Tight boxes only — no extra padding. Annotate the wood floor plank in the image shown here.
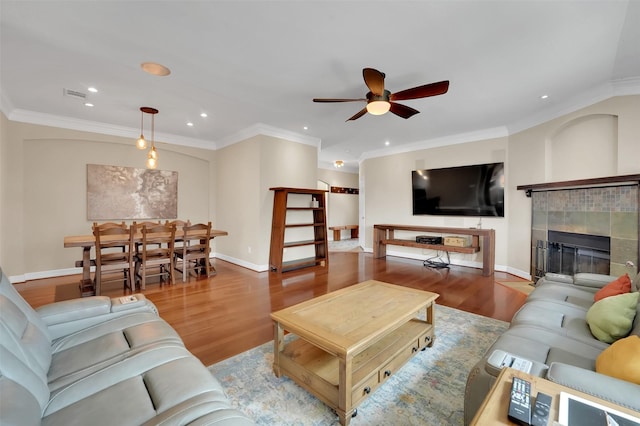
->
[15,251,527,366]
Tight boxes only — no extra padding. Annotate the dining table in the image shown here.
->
[64,228,229,296]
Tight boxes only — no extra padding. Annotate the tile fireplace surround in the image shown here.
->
[530,184,638,278]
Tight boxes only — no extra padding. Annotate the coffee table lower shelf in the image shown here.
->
[273,319,434,425]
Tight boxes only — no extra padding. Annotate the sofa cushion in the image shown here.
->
[510,300,603,346]
[586,292,639,343]
[525,283,595,309]
[595,335,640,385]
[594,273,631,301]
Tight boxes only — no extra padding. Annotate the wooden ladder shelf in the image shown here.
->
[269,187,329,273]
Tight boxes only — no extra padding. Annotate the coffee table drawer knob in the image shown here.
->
[363,386,371,394]
[384,370,391,377]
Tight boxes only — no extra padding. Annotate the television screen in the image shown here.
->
[412,162,504,217]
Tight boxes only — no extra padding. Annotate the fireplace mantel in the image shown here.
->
[517,174,640,197]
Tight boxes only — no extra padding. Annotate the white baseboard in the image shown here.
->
[7,252,270,284]
[8,251,531,283]
[504,266,532,281]
[9,267,84,284]
[362,246,532,280]
[213,253,269,273]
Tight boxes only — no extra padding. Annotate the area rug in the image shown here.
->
[328,238,363,252]
[496,280,535,295]
[209,305,508,425]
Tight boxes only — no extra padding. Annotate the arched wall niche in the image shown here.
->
[545,114,618,182]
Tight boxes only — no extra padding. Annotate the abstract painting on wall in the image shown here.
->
[87,164,178,220]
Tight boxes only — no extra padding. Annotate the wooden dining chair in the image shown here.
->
[165,219,191,228]
[135,223,176,289]
[174,222,212,282]
[132,220,162,252]
[92,221,135,295]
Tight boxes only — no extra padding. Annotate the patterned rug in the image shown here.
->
[209,305,508,425]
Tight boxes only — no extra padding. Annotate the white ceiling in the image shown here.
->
[2,1,639,172]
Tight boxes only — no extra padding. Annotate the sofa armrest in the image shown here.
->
[36,294,158,339]
[546,362,640,412]
[36,296,112,324]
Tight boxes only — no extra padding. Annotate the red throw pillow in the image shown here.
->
[594,273,631,301]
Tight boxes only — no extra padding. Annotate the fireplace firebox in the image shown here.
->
[534,231,610,280]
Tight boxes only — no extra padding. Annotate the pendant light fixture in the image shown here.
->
[136,107,147,149]
[136,107,159,169]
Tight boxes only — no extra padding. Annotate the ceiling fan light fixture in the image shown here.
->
[366,100,391,115]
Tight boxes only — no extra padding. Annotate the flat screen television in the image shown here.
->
[412,162,504,217]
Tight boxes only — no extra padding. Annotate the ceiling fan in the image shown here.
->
[313,68,449,121]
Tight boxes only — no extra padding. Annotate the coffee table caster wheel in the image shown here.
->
[352,409,358,418]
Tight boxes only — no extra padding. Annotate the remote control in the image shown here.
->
[508,377,532,425]
[531,392,551,426]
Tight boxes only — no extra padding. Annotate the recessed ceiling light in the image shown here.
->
[540,94,549,99]
[141,62,171,76]
[200,113,207,118]
[187,122,194,127]
[84,103,94,107]
[303,126,308,130]
[87,87,98,93]
[385,141,390,146]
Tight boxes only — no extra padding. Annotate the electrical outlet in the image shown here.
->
[247,246,252,254]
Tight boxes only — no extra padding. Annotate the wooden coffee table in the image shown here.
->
[271,280,439,425]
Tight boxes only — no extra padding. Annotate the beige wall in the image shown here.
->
[215,135,318,271]
[360,95,640,278]
[2,95,637,280]
[361,137,509,270]
[317,168,359,239]
[508,95,640,275]
[0,117,217,280]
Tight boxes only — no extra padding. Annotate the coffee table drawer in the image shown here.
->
[351,373,379,407]
[379,339,421,384]
[419,330,435,348]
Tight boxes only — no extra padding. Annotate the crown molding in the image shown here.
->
[360,126,509,162]
[3,108,321,154]
[507,79,640,135]
[216,122,320,149]
[5,109,216,150]
[0,88,15,117]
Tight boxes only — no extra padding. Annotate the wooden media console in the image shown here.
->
[373,224,496,276]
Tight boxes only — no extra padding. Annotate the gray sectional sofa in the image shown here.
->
[464,271,640,425]
[0,267,254,426]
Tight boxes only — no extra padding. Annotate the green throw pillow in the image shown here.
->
[586,292,639,343]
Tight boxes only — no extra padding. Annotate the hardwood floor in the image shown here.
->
[15,251,528,366]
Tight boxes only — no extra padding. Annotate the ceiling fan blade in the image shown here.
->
[362,68,385,96]
[346,107,368,121]
[389,102,420,119]
[313,98,366,103]
[390,80,450,101]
